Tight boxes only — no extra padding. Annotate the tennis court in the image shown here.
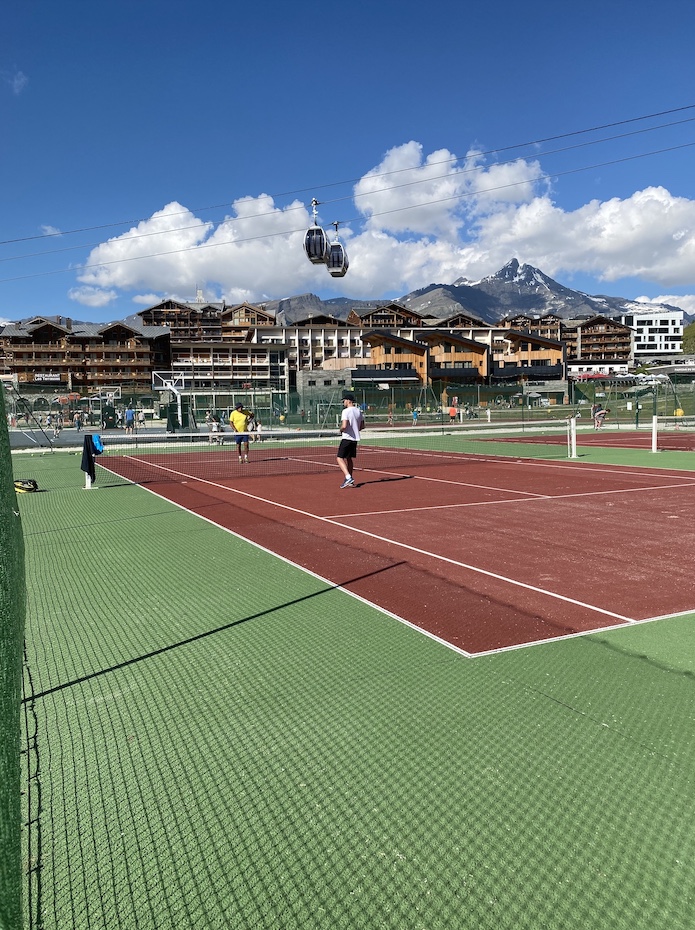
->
[8,425,695,930]
[99,434,695,655]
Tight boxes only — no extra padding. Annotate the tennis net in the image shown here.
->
[88,422,574,486]
[650,414,695,452]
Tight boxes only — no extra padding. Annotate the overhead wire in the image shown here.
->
[1,102,694,249]
[1,137,694,286]
[3,113,695,267]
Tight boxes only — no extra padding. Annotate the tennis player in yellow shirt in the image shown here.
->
[229,402,252,463]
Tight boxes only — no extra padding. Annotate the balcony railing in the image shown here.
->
[491,363,564,380]
[429,366,482,380]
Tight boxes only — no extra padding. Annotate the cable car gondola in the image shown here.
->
[303,198,330,265]
[327,221,349,278]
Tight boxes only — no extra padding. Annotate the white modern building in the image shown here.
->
[617,308,683,359]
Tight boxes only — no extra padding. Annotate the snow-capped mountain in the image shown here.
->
[264,259,689,326]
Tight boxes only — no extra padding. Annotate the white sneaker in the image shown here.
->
[340,477,355,489]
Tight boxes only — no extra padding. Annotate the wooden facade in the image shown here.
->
[0,301,642,399]
[560,315,633,364]
[0,316,167,392]
[491,330,565,381]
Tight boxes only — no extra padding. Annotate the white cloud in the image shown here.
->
[353,143,548,243]
[464,149,548,207]
[7,70,28,95]
[73,146,695,307]
[635,294,695,316]
[68,286,118,308]
[453,186,695,288]
[40,225,62,237]
[132,293,165,305]
[77,197,323,302]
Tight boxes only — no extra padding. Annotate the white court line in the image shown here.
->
[122,454,635,627]
[325,477,695,518]
[354,464,551,497]
[131,476,475,660]
[478,456,695,482]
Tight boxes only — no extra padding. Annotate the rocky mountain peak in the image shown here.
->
[260,260,690,326]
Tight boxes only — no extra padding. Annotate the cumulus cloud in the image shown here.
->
[77,197,318,302]
[353,143,549,243]
[132,293,166,305]
[635,294,695,316]
[73,143,695,307]
[68,285,118,308]
[41,224,62,237]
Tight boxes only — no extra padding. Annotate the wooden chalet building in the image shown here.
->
[490,330,565,382]
[560,315,633,374]
[355,329,490,387]
[0,316,168,393]
[497,313,563,341]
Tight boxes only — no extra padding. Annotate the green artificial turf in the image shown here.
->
[14,450,695,929]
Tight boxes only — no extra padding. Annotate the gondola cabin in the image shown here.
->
[304,224,329,265]
[327,240,349,277]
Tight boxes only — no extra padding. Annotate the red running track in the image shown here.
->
[104,455,695,655]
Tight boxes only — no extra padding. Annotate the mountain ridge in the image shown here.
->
[263,259,690,327]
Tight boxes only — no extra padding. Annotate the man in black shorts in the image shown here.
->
[337,393,364,488]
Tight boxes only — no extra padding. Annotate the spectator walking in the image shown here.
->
[124,405,136,435]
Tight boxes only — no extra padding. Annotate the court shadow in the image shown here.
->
[587,634,695,681]
[354,475,413,487]
[25,561,409,703]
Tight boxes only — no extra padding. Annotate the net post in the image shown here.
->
[567,416,577,458]
[651,415,659,453]
[84,473,93,490]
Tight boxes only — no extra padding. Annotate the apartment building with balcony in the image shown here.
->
[497,313,564,341]
[490,330,565,381]
[167,341,289,395]
[561,315,633,376]
[614,308,683,359]
[355,330,490,386]
[4,298,661,407]
[0,316,168,393]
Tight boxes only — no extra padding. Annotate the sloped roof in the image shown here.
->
[2,316,169,339]
[561,315,632,333]
[415,330,488,352]
[360,330,426,351]
[357,302,425,322]
[503,330,563,349]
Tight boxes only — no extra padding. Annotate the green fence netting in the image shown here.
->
[0,387,26,930]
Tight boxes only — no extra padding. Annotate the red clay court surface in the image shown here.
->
[101,451,695,656]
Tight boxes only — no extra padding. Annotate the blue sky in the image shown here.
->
[3,0,695,323]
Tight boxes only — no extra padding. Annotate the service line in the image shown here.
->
[123,454,636,626]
